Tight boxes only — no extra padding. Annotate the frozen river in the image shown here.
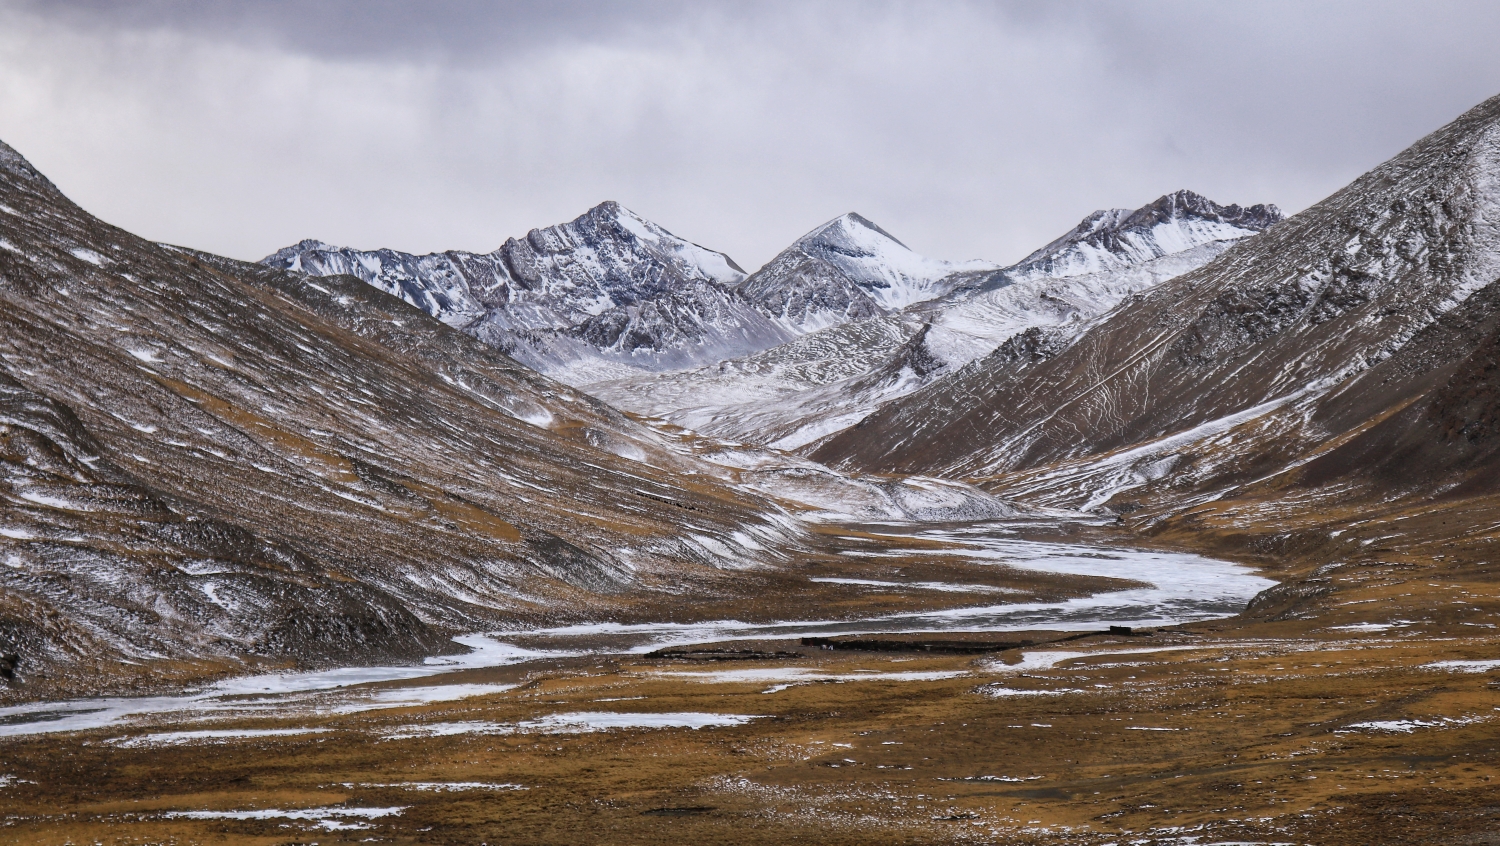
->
[0,524,1273,737]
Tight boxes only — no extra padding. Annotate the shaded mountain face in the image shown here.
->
[814,95,1500,516]
[0,142,806,694]
[738,212,999,332]
[262,203,793,384]
[595,192,1278,453]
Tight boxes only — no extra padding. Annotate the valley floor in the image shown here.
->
[3,521,1499,844]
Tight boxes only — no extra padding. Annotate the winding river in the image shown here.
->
[0,524,1273,737]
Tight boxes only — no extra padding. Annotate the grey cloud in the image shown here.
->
[1,1,1498,271]
[13,0,699,62]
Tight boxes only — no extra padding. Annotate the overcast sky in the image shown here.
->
[3,1,1500,269]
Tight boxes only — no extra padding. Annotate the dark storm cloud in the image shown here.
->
[2,1,1499,268]
[15,0,699,62]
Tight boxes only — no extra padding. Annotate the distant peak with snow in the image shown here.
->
[798,212,911,252]
[737,212,1000,332]
[260,201,781,382]
[1006,189,1282,282]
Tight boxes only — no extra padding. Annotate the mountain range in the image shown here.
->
[10,90,1500,702]
[268,190,1280,452]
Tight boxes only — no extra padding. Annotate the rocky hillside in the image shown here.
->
[0,141,813,695]
[814,94,1500,523]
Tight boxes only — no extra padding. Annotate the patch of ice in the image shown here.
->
[354,782,527,792]
[107,728,327,747]
[978,687,1076,698]
[810,577,1016,594]
[334,683,518,713]
[384,712,759,739]
[984,645,1207,674]
[657,668,965,684]
[1423,659,1500,673]
[384,721,510,740]
[162,805,404,831]
[516,711,760,733]
[960,775,1043,783]
[1338,716,1487,733]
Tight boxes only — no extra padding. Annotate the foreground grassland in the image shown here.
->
[4,538,1500,845]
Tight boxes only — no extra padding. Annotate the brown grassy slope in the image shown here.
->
[0,139,806,699]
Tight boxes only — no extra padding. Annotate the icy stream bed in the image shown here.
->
[0,525,1273,737]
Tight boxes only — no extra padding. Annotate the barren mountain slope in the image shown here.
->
[0,140,806,696]
[816,95,1500,489]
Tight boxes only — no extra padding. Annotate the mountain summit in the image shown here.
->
[263,202,792,383]
[738,212,1000,331]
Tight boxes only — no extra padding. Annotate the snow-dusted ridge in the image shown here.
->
[262,201,790,383]
[993,189,1280,286]
[595,191,1280,452]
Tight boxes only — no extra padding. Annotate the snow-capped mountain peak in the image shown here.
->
[1004,189,1282,283]
[737,212,1000,331]
[262,202,782,384]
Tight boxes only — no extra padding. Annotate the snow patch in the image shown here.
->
[1424,659,1500,673]
[162,806,404,831]
[108,728,328,747]
[68,247,104,266]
